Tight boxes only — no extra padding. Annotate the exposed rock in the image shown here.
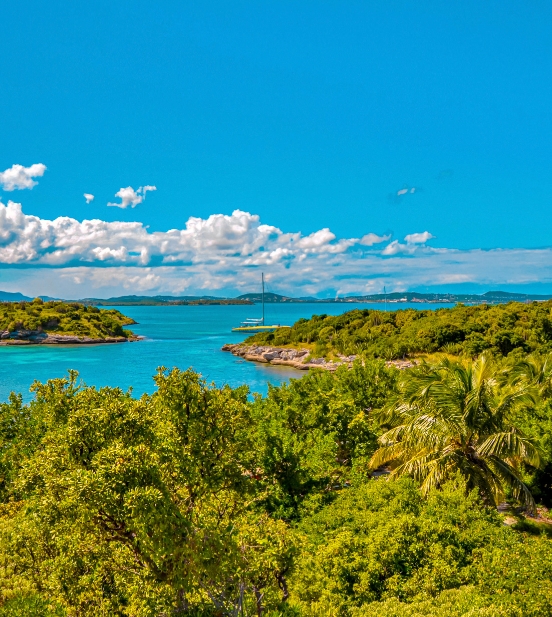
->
[244,353,269,363]
[0,330,141,346]
[222,343,417,372]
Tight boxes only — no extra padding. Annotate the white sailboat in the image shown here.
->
[231,273,289,333]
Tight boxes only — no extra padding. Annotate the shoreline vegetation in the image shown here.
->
[236,299,552,363]
[0,298,138,345]
[2,300,552,615]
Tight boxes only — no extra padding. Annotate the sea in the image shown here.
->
[0,302,452,402]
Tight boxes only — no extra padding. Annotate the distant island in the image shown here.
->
[79,295,254,307]
[236,290,552,304]
[1,289,552,306]
[0,298,137,345]
[78,290,552,306]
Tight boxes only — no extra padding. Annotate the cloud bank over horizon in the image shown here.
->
[1,199,552,298]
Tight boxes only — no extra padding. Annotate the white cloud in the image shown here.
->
[382,231,435,255]
[2,200,552,298]
[404,231,434,244]
[0,163,46,191]
[84,193,94,204]
[108,185,157,208]
[0,201,360,268]
[359,233,391,246]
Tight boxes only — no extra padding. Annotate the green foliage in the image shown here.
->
[0,595,64,617]
[251,361,398,519]
[0,370,293,616]
[369,354,540,511]
[0,356,551,616]
[290,476,552,617]
[0,300,135,338]
[246,301,552,359]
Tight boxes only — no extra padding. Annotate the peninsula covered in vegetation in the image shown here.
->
[243,300,552,361]
[0,298,137,344]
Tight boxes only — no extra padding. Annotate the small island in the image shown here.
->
[0,298,138,345]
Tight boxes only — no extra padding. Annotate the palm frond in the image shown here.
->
[486,456,536,514]
[477,431,541,467]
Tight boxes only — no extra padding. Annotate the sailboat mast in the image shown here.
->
[262,273,265,325]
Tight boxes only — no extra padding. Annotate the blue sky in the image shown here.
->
[1,1,552,297]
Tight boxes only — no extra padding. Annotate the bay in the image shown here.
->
[0,302,451,402]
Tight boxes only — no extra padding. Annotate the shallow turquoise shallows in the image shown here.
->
[0,302,450,402]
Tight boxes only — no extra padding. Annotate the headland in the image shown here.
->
[0,299,138,345]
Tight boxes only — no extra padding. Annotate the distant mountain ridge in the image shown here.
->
[78,295,252,306]
[0,291,58,302]
[1,290,552,306]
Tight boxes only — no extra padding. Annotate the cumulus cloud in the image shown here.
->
[382,231,435,255]
[3,200,552,298]
[84,193,94,204]
[108,185,157,208]
[359,233,392,246]
[0,201,364,268]
[404,231,434,244]
[0,164,46,191]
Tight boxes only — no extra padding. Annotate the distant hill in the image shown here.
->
[236,292,312,303]
[79,295,252,306]
[0,291,58,302]
[239,290,552,304]
[341,290,552,304]
[1,289,552,306]
[0,291,33,302]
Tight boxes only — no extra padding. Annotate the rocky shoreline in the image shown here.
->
[221,343,416,371]
[0,329,142,345]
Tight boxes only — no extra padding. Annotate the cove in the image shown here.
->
[0,302,451,402]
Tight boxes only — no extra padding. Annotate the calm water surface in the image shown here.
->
[1,302,450,401]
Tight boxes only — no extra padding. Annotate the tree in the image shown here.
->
[0,369,294,616]
[251,361,397,519]
[369,354,541,511]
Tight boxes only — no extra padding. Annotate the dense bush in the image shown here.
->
[0,356,551,615]
[291,476,552,617]
[0,300,135,338]
[247,300,552,359]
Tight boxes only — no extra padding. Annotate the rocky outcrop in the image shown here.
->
[0,329,142,345]
[223,343,326,370]
[222,344,354,371]
[221,343,417,372]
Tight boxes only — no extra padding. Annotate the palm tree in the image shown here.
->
[508,353,552,399]
[369,354,541,512]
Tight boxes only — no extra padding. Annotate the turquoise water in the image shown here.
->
[0,302,450,402]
